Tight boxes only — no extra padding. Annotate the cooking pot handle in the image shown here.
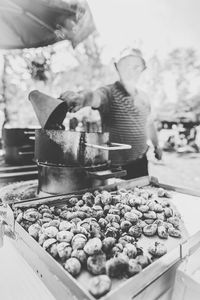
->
[85,142,131,151]
[86,169,127,180]
[24,131,35,135]
[18,151,34,156]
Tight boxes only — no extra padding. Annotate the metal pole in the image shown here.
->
[2,53,9,124]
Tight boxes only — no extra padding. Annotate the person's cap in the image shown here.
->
[114,47,146,69]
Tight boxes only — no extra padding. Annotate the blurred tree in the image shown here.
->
[0,33,116,127]
[165,48,200,102]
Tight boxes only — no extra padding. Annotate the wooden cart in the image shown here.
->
[7,176,200,300]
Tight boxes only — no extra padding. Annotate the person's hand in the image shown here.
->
[59,90,84,112]
[154,146,163,160]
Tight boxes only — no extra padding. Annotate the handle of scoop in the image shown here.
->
[24,131,35,135]
[84,142,131,151]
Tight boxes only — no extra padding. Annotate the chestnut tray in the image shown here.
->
[9,176,199,300]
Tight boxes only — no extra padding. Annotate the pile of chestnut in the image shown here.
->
[14,187,182,298]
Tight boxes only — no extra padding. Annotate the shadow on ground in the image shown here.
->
[149,152,200,191]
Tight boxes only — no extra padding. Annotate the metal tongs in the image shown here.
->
[0,201,16,247]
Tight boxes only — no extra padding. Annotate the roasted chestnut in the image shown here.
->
[136,255,151,268]
[98,218,108,229]
[87,253,106,275]
[111,243,124,256]
[102,237,116,253]
[100,191,112,205]
[131,209,143,219]
[156,213,165,221]
[49,243,58,258]
[143,211,157,220]
[43,226,58,238]
[84,238,102,255]
[16,212,23,223]
[56,230,74,243]
[38,205,50,212]
[43,238,57,251]
[168,227,181,238]
[148,242,167,257]
[143,224,157,237]
[157,225,168,239]
[38,233,48,246]
[48,219,60,228]
[71,249,87,265]
[106,253,129,278]
[77,199,84,207]
[127,259,142,277]
[82,192,94,206]
[43,212,53,219]
[154,204,163,213]
[64,257,81,277]
[123,243,137,259]
[105,226,118,239]
[94,194,102,205]
[137,205,149,213]
[68,197,78,207]
[124,212,138,224]
[128,225,142,238]
[137,219,146,229]
[121,205,132,215]
[118,234,135,246]
[167,217,180,229]
[23,210,40,222]
[157,188,165,197]
[106,214,120,223]
[145,219,155,225]
[59,221,73,231]
[72,234,87,250]
[28,223,41,240]
[57,242,72,261]
[88,275,112,298]
[120,220,132,232]
[164,207,173,218]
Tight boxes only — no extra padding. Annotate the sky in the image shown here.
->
[88,0,200,60]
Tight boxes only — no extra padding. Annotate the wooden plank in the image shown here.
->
[10,177,200,300]
[115,176,150,190]
[154,180,200,197]
[13,223,94,300]
[132,263,179,300]
[13,221,182,300]
[0,239,55,300]
[13,176,151,208]
[182,231,200,256]
[104,246,180,300]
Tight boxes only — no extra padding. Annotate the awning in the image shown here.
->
[0,0,95,49]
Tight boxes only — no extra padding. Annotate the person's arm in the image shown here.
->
[141,90,162,160]
[147,116,162,160]
[59,87,110,113]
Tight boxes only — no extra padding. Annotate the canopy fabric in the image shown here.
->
[0,0,95,49]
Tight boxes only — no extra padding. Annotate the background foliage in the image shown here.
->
[1,33,200,127]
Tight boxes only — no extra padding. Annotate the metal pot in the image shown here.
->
[2,127,36,165]
[37,163,126,194]
[35,129,131,167]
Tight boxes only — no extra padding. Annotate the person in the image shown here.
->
[60,48,162,179]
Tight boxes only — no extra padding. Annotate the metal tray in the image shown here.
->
[9,176,200,300]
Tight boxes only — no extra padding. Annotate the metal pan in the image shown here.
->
[35,129,131,167]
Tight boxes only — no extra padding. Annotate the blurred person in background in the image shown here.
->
[60,48,162,179]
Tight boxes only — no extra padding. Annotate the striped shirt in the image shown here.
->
[96,81,150,165]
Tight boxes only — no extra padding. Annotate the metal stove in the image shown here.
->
[34,129,130,195]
